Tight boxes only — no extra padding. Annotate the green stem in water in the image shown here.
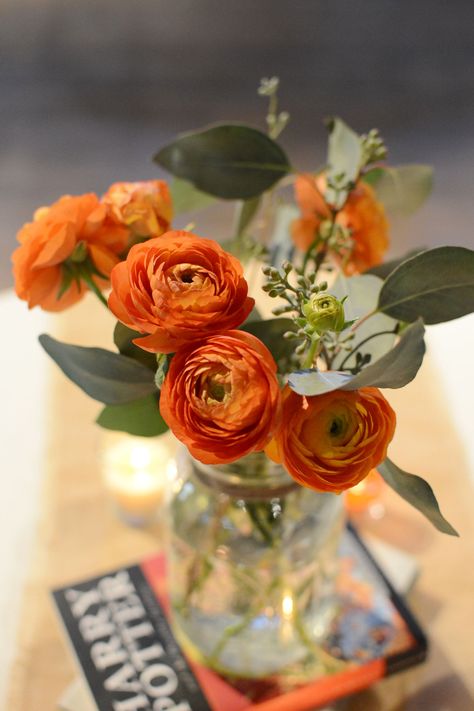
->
[245,502,275,546]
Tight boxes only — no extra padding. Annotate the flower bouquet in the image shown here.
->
[13,78,474,683]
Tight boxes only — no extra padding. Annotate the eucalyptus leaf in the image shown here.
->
[288,320,425,396]
[240,318,298,373]
[113,322,157,371]
[346,319,425,389]
[378,458,458,536]
[39,334,157,405]
[154,124,290,200]
[96,394,168,437]
[366,248,426,280]
[378,246,474,324]
[235,196,261,236]
[326,117,362,207]
[169,177,216,214]
[331,274,397,370]
[288,370,352,396]
[361,167,385,186]
[268,203,299,267]
[244,306,263,324]
[372,165,433,216]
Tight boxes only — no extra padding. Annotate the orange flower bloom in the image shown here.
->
[108,231,254,353]
[160,331,282,464]
[338,181,389,274]
[291,173,331,251]
[102,180,172,239]
[266,386,396,493]
[292,174,389,273]
[12,194,128,311]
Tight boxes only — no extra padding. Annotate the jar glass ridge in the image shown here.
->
[168,450,345,682]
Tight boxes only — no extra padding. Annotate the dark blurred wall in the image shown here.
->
[1,0,474,287]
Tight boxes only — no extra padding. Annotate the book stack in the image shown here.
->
[55,527,423,711]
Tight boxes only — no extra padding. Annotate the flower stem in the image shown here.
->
[303,337,320,369]
[80,272,109,308]
[338,327,399,370]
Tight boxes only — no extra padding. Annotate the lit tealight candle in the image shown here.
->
[102,433,177,527]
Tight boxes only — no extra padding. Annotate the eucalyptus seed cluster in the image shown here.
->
[258,76,290,140]
[262,261,324,314]
[325,172,355,210]
[318,218,353,254]
[360,128,387,167]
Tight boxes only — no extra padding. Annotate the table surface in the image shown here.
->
[2,290,474,711]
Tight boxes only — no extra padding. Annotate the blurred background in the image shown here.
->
[1,0,474,290]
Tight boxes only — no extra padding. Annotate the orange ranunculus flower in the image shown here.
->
[102,180,172,239]
[160,331,282,464]
[12,194,129,312]
[266,386,396,493]
[292,174,389,273]
[337,181,389,274]
[108,230,255,353]
[291,174,331,251]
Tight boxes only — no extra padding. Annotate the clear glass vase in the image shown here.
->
[168,450,345,684]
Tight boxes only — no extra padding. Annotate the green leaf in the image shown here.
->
[331,274,397,370]
[96,394,168,437]
[326,117,362,206]
[372,165,433,216]
[288,370,352,396]
[154,354,172,389]
[346,319,425,389]
[378,246,474,324]
[113,322,157,371]
[240,318,299,373]
[154,124,290,200]
[378,458,458,536]
[361,167,385,186]
[268,203,299,267]
[288,320,425,396]
[169,177,216,214]
[366,248,426,280]
[39,334,157,405]
[234,196,261,236]
[243,306,263,324]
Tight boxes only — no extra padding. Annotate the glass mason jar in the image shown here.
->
[168,451,345,683]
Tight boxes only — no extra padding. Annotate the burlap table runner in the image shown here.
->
[6,296,474,710]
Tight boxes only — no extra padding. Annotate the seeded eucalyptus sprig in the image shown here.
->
[360,128,388,168]
[261,263,354,368]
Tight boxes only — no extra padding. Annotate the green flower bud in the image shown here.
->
[302,293,346,335]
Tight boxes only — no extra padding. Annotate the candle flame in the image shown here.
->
[129,445,152,470]
[282,593,294,619]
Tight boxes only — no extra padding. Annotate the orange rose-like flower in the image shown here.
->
[102,180,172,238]
[12,194,128,311]
[108,231,255,353]
[292,174,389,273]
[291,174,331,251]
[338,181,389,274]
[267,386,396,493]
[160,331,282,464]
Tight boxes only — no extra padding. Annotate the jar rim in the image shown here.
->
[179,449,300,500]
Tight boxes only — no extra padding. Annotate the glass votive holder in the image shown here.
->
[101,431,177,527]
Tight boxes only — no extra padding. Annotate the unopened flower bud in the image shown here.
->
[302,293,346,335]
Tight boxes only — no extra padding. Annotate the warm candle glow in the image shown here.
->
[102,433,176,526]
[345,469,384,513]
[282,593,294,619]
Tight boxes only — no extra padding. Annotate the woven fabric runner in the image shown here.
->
[6,296,474,710]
